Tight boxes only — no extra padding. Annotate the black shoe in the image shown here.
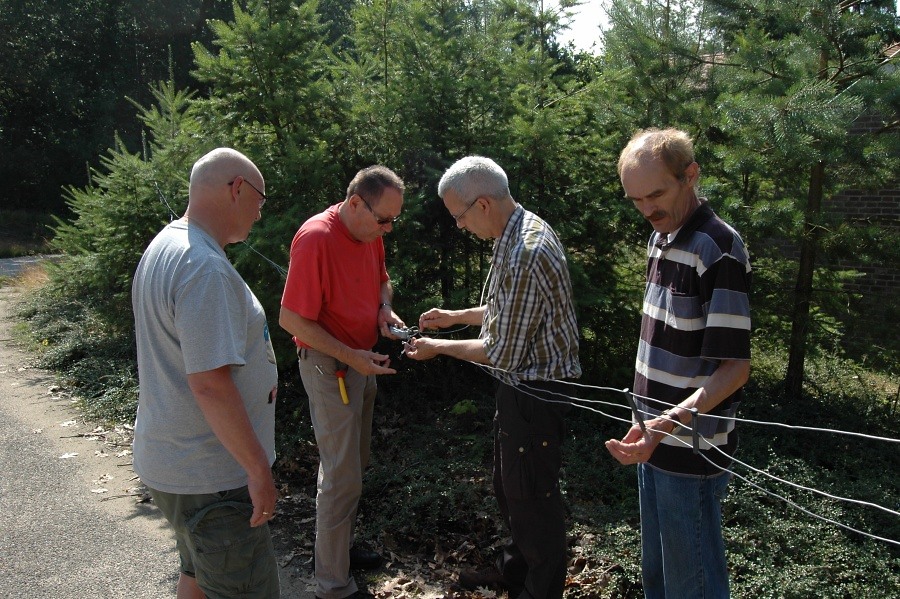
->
[459,568,523,597]
[349,546,383,570]
[458,566,506,590]
[316,592,374,599]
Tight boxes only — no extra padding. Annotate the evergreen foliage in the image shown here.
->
[191,0,341,361]
[705,0,900,385]
[0,0,233,211]
[602,0,900,384]
[20,80,203,419]
[8,1,899,595]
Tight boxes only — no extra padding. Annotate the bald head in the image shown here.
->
[183,148,266,247]
[189,148,263,202]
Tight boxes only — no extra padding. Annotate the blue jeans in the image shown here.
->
[638,463,731,599]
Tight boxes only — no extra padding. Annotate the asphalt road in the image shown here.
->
[0,275,314,598]
[0,285,178,597]
[0,255,57,278]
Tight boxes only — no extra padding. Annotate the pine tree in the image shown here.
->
[707,0,900,395]
[21,80,203,420]
[191,0,339,346]
[597,0,899,393]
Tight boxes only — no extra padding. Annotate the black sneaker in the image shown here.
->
[349,546,383,570]
[458,568,524,597]
[312,547,384,572]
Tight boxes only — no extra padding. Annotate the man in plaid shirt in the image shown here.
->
[406,156,581,599]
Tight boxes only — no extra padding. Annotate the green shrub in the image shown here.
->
[338,341,899,597]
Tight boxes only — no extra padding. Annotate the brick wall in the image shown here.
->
[823,179,899,359]
[824,189,900,245]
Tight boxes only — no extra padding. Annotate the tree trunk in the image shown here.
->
[785,160,825,397]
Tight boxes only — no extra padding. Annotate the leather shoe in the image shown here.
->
[349,546,383,570]
[458,560,524,597]
[458,566,506,590]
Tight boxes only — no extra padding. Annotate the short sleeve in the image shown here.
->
[175,271,247,374]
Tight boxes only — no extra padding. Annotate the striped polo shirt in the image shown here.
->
[481,205,582,386]
[634,200,752,475]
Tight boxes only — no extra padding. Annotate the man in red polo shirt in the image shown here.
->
[279,165,407,599]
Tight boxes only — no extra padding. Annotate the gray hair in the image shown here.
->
[437,156,511,203]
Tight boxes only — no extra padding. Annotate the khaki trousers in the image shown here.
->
[298,347,376,599]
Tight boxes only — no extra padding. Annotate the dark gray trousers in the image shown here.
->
[493,380,570,599]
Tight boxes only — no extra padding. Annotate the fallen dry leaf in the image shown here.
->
[278,551,296,567]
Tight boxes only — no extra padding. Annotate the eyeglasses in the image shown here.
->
[358,194,400,226]
[451,198,479,223]
[228,179,268,208]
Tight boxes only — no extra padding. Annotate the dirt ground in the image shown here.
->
[0,267,618,598]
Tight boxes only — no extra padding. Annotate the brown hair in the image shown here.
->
[346,165,405,204]
[617,128,695,181]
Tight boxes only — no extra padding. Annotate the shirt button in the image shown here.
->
[542,441,548,447]
[518,447,525,453]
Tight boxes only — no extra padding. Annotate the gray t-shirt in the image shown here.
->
[132,219,278,494]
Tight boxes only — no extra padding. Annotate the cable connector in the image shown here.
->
[388,324,417,341]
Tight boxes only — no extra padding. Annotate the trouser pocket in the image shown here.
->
[186,499,278,597]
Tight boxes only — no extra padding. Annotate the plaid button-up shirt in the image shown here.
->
[480,205,581,385]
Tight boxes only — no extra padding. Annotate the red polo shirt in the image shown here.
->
[281,204,388,350]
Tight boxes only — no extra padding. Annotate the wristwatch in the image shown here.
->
[663,409,683,427]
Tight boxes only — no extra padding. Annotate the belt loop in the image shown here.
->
[298,347,308,359]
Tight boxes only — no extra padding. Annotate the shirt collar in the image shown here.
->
[660,199,713,248]
[492,204,525,263]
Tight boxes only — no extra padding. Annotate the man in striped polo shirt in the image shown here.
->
[606,128,752,599]
[405,156,581,599]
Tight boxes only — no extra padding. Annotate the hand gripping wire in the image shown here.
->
[389,323,472,359]
[388,324,420,359]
